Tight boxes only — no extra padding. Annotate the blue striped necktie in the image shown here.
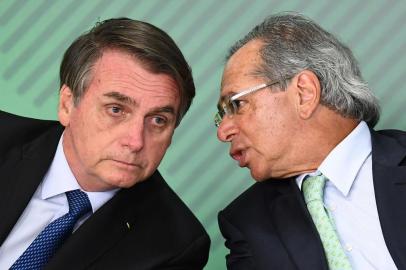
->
[11,189,92,270]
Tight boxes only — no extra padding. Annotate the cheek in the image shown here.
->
[73,129,97,163]
[245,108,286,158]
[71,114,108,160]
[154,135,172,152]
[146,133,173,161]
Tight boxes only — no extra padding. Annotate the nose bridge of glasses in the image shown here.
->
[214,101,228,127]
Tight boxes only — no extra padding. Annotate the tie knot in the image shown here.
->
[302,174,326,204]
[66,189,92,219]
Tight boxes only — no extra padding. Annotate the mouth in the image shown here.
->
[230,148,247,167]
[111,159,142,169]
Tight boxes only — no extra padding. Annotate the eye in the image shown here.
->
[107,105,125,117]
[231,99,247,113]
[151,116,167,126]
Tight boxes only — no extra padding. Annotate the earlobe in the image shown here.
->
[58,85,74,127]
[295,71,321,119]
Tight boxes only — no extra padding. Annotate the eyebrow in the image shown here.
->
[103,91,136,106]
[152,106,176,115]
[218,92,235,106]
[104,91,176,116]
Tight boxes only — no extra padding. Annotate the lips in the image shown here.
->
[230,147,247,167]
[111,159,142,169]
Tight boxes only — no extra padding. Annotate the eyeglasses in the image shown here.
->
[214,81,282,127]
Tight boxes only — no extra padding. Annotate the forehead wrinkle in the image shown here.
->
[130,69,175,87]
[220,70,261,99]
[99,69,177,95]
[121,67,177,94]
[95,52,179,97]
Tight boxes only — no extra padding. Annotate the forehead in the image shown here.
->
[88,49,180,105]
[221,39,264,97]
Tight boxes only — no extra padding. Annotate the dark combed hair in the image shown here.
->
[228,12,380,127]
[60,17,195,125]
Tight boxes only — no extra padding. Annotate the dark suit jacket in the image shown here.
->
[218,128,406,270]
[0,110,210,270]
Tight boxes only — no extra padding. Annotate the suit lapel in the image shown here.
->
[0,124,62,244]
[265,179,328,270]
[371,130,406,269]
[46,171,164,270]
[45,189,132,269]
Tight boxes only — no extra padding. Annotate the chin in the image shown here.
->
[249,170,269,182]
[103,173,144,189]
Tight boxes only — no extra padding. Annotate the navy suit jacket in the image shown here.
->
[0,110,210,270]
[218,128,406,270]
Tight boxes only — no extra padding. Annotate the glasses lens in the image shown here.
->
[229,99,238,115]
[214,96,236,127]
[223,96,235,115]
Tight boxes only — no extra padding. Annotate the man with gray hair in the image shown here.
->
[215,13,405,269]
[0,18,209,269]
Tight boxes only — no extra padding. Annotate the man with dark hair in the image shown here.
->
[215,13,405,269]
[0,18,209,269]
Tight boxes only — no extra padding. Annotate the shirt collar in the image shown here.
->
[41,133,119,213]
[296,121,371,196]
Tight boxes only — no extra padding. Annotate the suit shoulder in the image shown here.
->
[0,110,60,157]
[220,180,285,219]
[156,175,208,235]
[376,129,406,147]
[0,110,55,124]
[133,171,209,240]
[222,182,261,213]
[0,110,58,143]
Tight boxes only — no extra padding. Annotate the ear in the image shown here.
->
[58,84,75,127]
[293,70,321,119]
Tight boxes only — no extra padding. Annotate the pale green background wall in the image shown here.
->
[1,0,405,269]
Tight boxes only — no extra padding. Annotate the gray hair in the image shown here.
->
[60,18,195,126]
[227,12,380,127]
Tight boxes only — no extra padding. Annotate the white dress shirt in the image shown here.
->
[0,135,118,269]
[296,121,397,269]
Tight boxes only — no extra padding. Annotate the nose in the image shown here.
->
[217,116,238,142]
[122,119,145,152]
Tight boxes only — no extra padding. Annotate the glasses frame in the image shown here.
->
[214,81,282,127]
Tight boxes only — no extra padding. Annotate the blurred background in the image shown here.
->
[1,0,405,268]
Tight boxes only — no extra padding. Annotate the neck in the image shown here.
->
[281,108,359,178]
[306,108,358,165]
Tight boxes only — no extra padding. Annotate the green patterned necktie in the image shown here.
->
[302,174,352,270]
